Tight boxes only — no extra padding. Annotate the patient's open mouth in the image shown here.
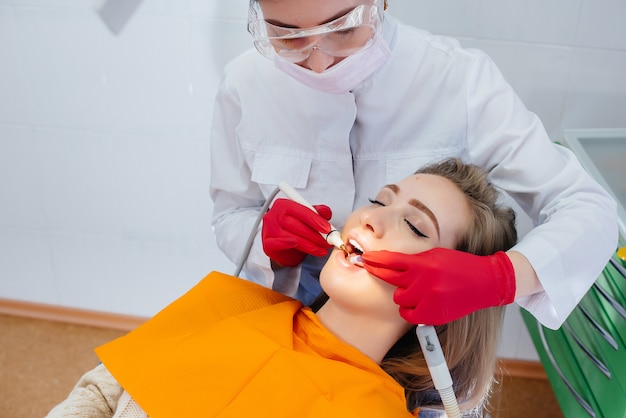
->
[348,239,364,255]
[346,239,364,265]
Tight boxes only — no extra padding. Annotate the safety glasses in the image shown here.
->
[248,0,384,63]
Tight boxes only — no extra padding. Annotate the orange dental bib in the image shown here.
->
[96,272,412,417]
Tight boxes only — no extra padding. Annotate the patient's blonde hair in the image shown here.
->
[381,158,518,414]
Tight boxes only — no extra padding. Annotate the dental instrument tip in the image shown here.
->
[340,244,349,255]
[349,255,363,265]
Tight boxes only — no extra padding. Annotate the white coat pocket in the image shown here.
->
[249,150,313,198]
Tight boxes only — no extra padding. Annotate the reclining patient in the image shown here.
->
[46,158,517,418]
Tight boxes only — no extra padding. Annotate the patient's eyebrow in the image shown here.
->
[382,184,440,237]
[409,198,440,237]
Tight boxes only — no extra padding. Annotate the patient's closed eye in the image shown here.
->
[404,219,428,238]
[368,198,429,238]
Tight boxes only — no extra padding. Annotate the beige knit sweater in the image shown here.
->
[45,364,147,418]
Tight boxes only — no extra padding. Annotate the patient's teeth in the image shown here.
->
[349,239,364,254]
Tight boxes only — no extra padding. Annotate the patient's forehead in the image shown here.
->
[397,173,465,203]
[394,173,454,192]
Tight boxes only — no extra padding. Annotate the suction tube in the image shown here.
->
[415,325,461,418]
[233,186,280,277]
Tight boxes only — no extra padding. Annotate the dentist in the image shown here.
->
[209,0,617,329]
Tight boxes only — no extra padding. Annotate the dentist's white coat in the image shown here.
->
[210,16,617,330]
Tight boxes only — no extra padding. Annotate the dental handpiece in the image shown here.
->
[278,181,348,255]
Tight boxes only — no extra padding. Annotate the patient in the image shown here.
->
[46,158,517,418]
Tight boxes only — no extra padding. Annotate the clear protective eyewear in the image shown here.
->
[248,0,385,63]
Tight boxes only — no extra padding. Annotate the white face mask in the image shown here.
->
[274,35,391,95]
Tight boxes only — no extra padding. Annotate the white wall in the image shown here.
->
[390,0,626,140]
[0,0,624,361]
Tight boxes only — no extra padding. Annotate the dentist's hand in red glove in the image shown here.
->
[262,198,333,267]
[361,248,516,325]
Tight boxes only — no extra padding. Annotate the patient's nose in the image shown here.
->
[360,209,386,239]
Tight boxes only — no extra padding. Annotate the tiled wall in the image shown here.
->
[1,0,624,360]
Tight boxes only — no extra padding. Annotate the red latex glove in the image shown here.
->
[262,198,333,267]
[362,248,516,325]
